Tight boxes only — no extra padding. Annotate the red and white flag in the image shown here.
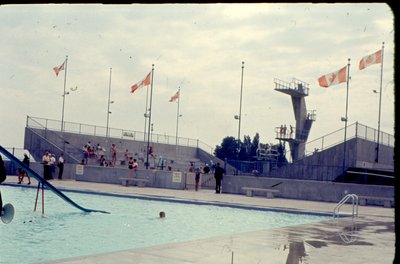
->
[169,90,180,102]
[359,49,382,70]
[131,72,151,94]
[318,65,347,88]
[53,61,65,76]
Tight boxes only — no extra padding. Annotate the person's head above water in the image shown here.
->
[159,211,165,218]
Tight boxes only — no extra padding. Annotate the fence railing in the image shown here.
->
[26,116,215,155]
[304,122,394,157]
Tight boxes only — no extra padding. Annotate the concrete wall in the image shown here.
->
[3,160,393,206]
[221,174,394,206]
[269,137,394,181]
[355,138,394,169]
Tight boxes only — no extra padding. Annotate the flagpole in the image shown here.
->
[175,87,181,145]
[106,67,112,138]
[61,55,68,133]
[375,42,385,163]
[144,80,150,142]
[146,64,155,169]
[342,58,351,171]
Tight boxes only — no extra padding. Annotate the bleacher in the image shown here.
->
[24,116,220,174]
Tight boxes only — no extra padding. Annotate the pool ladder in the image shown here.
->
[333,194,358,218]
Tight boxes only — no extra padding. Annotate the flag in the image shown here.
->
[169,90,180,102]
[53,61,65,76]
[131,72,151,94]
[318,65,347,88]
[359,49,382,70]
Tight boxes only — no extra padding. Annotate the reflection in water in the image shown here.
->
[275,233,310,264]
[285,241,307,264]
[336,217,359,244]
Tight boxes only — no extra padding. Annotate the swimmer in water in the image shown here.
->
[159,211,165,218]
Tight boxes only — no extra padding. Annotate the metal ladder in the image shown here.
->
[333,194,358,218]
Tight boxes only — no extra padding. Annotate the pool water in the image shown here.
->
[0,186,330,264]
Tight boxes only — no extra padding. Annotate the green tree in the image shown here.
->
[250,133,260,160]
[214,136,239,160]
[238,135,251,160]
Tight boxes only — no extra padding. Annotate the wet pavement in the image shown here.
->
[3,177,395,264]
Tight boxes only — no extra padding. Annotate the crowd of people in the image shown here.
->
[36,141,225,194]
[41,151,64,181]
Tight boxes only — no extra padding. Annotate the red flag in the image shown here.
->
[169,90,180,102]
[53,61,65,76]
[318,65,347,88]
[130,72,151,94]
[359,49,382,70]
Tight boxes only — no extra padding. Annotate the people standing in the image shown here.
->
[133,159,138,173]
[194,166,201,191]
[49,154,56,179]
[110,144,117,167]
[123,149,129,165]
[58,153,64,180]
[18,154,31,184]
[203,163,210,174]
[42,152,51,180]
[128,157,134,177]
[214,162,225,194]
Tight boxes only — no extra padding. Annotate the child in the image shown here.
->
[17,168,31,185]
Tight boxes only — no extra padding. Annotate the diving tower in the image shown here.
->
[273,78,316,161]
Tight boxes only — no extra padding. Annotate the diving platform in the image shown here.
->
[273,77,315,162]
[274,78,309,97]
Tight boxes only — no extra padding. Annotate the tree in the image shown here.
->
[250,133,260,160]
[238,135,251,160]
[214,136,239,160]
[215,133,262,161]
[276,142,288,167]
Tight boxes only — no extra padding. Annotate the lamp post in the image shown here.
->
[61,86,77,132]
[342,58,351,171]
[237,61,244,147]
[234,61,244,175]
[106,67,113,138]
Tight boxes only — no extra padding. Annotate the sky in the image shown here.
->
[0,3,396,153]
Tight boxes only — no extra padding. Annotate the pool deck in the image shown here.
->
[3,178,396,264]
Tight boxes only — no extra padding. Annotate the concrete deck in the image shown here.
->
[3,177,395,264]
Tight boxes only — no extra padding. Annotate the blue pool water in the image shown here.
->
[0,186,330,264]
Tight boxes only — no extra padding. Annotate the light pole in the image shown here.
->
[238,61,244,145]
[234,61,244,175]
[342,58,351,171]
[106,67,113,138]
[61,86,77,132]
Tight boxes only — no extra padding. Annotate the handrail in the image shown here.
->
[0,145,109,214]
[333,194,358,218]
[25,126,81,163]
[27,115,215,156]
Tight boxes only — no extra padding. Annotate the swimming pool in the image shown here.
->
[0,186,330,264]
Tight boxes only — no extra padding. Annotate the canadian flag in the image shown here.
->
[53,61,65,76]
[169,90,180,102]
[359,49,382,70]
[131,72,151,94]
[318,65,347,88]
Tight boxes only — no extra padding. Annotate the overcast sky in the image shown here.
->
[0,3,395,154]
